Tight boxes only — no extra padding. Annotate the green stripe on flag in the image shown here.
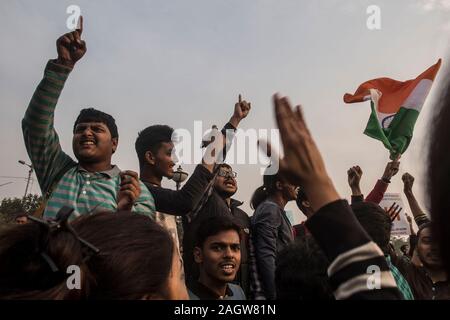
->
[364,101,393,152]
[364,103,419,158]
[385,107,419,155]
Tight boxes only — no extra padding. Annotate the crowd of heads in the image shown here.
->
[2,22,450,300]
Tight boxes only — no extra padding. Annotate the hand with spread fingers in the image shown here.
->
[385,202,402,222]
[117,170,141,211]
[260,94,340,212]
[56,16,87,67]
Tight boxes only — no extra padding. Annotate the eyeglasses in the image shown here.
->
[217,169,237,178]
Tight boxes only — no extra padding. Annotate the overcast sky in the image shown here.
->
[1,0,449,223]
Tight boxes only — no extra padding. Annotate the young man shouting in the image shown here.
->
[189,215,246,300]
[22,17,155,219]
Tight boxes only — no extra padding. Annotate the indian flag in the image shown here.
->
[344,59,442,159]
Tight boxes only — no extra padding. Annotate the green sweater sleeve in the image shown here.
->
[22,60,77,196]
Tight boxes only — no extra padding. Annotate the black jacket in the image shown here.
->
[144,165,214,215]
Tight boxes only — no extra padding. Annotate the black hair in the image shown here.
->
[218,163,232,171]
[276,235,334,300]
[194,215,242,248]
[417,222,432,240]
[73,108,118,139]
[296,187,308,205]
[0,219,91,299]
[0,211,174,300]
[13,211,28,219]
[296,187,311,215]
[135,125,174,167]
[250,168,281,210]
[351,202,392,255]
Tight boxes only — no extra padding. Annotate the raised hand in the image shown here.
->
[229,94,251,127]
[56,16,87,67]
[347,165,363,194]
[117,170,141,211]
[381,159,400,182]
[385,202,402,222]
[260,94,339,212]
[402,172,415,194]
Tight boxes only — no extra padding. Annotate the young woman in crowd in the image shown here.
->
[0,211,188,300]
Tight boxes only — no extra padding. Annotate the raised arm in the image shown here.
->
[365,160,399,204]
[201,94,251,172]
[22,17,86,195]
[405,212,416,236]
[402,172,430,227]
[347,165,363,204]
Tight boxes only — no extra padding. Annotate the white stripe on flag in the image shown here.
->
[402,79,433,112]
[369,89,394,129]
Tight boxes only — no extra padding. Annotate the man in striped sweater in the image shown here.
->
[22,17,155,219]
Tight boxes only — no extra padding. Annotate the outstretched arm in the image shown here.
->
[22,17,87,195]
[402,173,430,227]
[365,160,399,204]
[347,165,363,204]
[201,94,251,172]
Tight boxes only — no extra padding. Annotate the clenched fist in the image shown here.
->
[117,170,141,211]
[402,172,415,194]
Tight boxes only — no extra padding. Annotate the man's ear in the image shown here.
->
[193,247,203,264]
[145,150,156,165]
[302,200,311,208]
[275,181,283,191]
[111,137,118,154]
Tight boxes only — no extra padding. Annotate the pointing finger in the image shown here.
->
[76,15,83,36]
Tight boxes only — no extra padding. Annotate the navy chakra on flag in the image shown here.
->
[381,114,395,129]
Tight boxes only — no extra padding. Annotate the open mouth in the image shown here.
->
[220,262,236,274]
[80,139,96,147]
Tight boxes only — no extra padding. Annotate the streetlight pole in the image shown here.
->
[172,165,189,191]
[18,160,33,198]
[171,165,189,250]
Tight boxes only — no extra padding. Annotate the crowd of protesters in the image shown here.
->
[1,18,450,300]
